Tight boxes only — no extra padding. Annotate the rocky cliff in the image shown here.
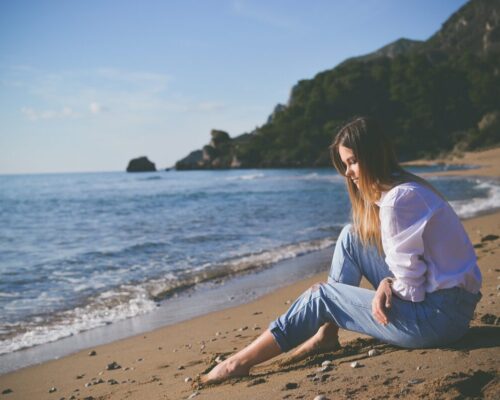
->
[175,0,500,170]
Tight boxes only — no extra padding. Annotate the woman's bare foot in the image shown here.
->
[199,357,250,385]
[199,330,282,385]
[280,323,340,366]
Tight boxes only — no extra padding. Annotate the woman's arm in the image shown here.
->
[372,277,393,325]
[379,187,434,303]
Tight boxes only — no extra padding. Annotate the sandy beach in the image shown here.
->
[1,148,499,400]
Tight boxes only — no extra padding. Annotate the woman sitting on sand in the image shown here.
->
[202,116,482,384]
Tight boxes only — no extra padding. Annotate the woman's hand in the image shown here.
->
[372,278,393,325]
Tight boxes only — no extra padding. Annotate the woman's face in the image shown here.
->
[338,145,360,187]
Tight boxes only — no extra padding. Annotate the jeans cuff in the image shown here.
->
[268,320,292,352]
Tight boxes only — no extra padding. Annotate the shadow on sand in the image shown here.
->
[196,325,499,389]
[448,325,500,350]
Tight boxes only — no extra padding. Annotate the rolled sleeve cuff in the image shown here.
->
[391,279,426,302]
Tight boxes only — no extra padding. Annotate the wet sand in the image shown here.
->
[1,147,499,400]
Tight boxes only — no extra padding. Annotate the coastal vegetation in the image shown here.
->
[175,0,500,170]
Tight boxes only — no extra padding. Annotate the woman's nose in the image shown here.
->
[345,165,352,176]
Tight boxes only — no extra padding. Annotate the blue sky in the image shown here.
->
[0,0,468,174]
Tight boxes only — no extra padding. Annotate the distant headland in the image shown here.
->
[128,0,500,172]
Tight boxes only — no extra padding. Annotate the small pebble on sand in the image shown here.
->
[106,361,121,370]
[184,377,192,383]
[188,392,199,399]
[247,378,267,387]
[321,360,332,367]
[283,382,298,390]
[49,387,57,393]
[368,349,379,357]
[313,396,328,400]
[350,361,361,368]
[88,350,97,356]
[2,389,13,394]
[178,365,185,370]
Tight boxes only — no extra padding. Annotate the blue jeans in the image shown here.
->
[269,224,481,351]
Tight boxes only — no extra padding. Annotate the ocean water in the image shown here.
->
[0,167,498,356]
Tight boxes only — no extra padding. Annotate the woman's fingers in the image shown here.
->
[377,307,388,325]
[385,288,392,309]
[371,279,393,325]
[372,291,389,325]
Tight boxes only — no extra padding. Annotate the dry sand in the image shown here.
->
[1,147,499,400]
[402,146,500,178]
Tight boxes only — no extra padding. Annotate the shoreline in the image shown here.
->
[0,147,498,399]
[0,247,334,375]
[0,191,496,376]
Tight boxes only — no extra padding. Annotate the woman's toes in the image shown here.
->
[200,358,249,385]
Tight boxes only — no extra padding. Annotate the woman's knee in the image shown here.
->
[302,282,331,307]
[337,224,359,251]
[330,225,363,285]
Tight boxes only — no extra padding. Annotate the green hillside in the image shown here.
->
[176,0,500,170]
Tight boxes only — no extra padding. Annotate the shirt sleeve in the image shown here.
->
[379,188,433,302]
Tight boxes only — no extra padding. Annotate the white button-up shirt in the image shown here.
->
[377,181,482,302]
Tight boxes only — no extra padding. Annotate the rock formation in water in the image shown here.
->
[126,156,157,172]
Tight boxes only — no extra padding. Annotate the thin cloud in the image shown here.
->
[89,102,109,114]
[231,0,299,30]
[93,68,171,94]
[8,67,171,122]
[11,67,224,127]
[197,101,225,112]
[21,106,79,121]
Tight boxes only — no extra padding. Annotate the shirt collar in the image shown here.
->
[375,191,388,207]
[375,171,403,206]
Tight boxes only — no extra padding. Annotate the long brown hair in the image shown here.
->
[329,116,442,253]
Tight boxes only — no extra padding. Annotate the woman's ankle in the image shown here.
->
[317,323,339,344]
[223,356,250,376]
